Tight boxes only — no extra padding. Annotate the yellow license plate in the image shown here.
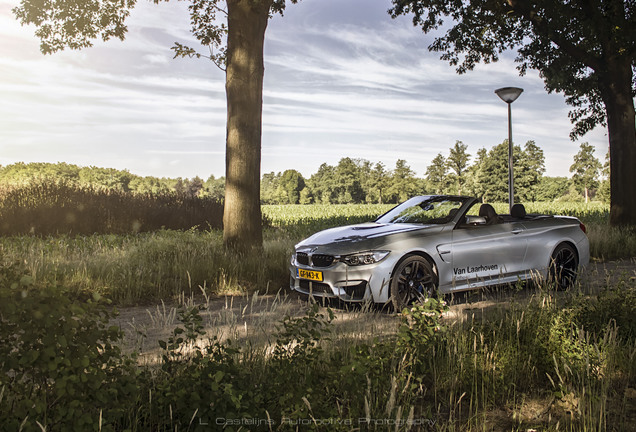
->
[297,268,323,282]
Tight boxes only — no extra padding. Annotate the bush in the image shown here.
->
[146,306,257,429]
[0,263,138,431]
[573,280,636,342]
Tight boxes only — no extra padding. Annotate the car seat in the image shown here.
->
[479,204,501,225]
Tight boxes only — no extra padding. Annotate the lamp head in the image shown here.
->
[495,87,524,103]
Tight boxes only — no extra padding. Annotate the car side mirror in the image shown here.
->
[465,215,487,226]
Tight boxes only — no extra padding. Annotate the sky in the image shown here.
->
[0,0,610,180]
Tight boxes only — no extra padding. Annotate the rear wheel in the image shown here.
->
[390,255,437,311]
[548,243,579,289]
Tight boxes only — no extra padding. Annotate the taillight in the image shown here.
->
[579,223,587,234]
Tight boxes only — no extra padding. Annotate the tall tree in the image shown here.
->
[129,175,171,195]
[203,175,225,201]
[480,142,513,202]
[277,169,305,204]
[368,162,389,204]
[390,0,636,226]
[425,153,448,194]
[13,0,300,251]
[569,142,602,202]
[597,151,611,204]
[333,158,364,204]
[536,176,570,201]
[260,172,281,204]
[515,140,546,201]
[186,176,205,198]
[308,163,336,204]
[356,159,374,202]
[446,140,471,195]
[0,162,80,186]
[480,140,531,203]
[389,159,417,202]
[173,177,186,195]
[465,147,488,201]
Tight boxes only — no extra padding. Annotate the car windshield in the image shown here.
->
[376,196,465,224]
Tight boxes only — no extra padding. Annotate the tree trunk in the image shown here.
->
[601,60,636,226]
[223,0,272,251]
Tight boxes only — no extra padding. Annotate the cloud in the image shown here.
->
[0,0,608,179]
[143,53,171,65]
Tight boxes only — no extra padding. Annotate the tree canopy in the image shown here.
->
[259,139,567,205]
[446,141,471,195]
[390,0,635,225]
[570,142,602,202]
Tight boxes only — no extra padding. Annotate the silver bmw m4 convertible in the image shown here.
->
[289,195,589,309]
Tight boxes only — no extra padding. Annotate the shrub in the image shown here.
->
[147,306,257,429]
[0,263,138,431]
[573,280,636,342]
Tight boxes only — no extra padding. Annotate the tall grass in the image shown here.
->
[263,203,394,238]
[0,230,294,305]
[0,181,223,235]
[407,290,636,431]
[1,200,634,305]
[264,201,610,227]
[586,224,636,260]
[3,262,634,430]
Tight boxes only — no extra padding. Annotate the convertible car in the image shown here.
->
[289,195,589,309]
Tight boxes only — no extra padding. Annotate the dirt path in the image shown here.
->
[113,258,636,362]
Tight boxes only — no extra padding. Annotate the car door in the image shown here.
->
[439,221,529,290]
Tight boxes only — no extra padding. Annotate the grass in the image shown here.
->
[1,201,634,306]
[0,181,223,235]
[586,223,636,260]
[2,184,635,430]
[0,229,296,305]
[2,223,632,307]
[3,265,634,431]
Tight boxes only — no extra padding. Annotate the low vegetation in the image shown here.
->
[1,260,634,431]
[1,186,635,430]
[0,182,223,236]
[0,194,634,305]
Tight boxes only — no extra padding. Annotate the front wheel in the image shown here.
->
[390,255,437,311]
[548,243,579,289]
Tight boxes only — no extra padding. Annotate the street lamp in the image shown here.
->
[495,86,523,213]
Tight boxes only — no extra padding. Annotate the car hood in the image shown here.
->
[295,222,445,255]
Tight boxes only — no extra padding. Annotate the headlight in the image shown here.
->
[341,251,390,266]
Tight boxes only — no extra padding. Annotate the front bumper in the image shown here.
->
[289,257,395,303]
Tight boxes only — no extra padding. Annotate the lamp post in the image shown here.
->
[494,87,523,214]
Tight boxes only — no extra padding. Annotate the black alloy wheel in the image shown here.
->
[390,255,437,311]
[549,243,579,289]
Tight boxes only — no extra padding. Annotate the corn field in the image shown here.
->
[263,201,610,227]
[3,182,631,259]
[0,181,223,235]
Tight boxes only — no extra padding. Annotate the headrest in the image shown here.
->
[511,203,526,219]
[479,204,497,218]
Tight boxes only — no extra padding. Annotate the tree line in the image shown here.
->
[262,140,608,205]
[0,162,225,202]
[1,140,606,207]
